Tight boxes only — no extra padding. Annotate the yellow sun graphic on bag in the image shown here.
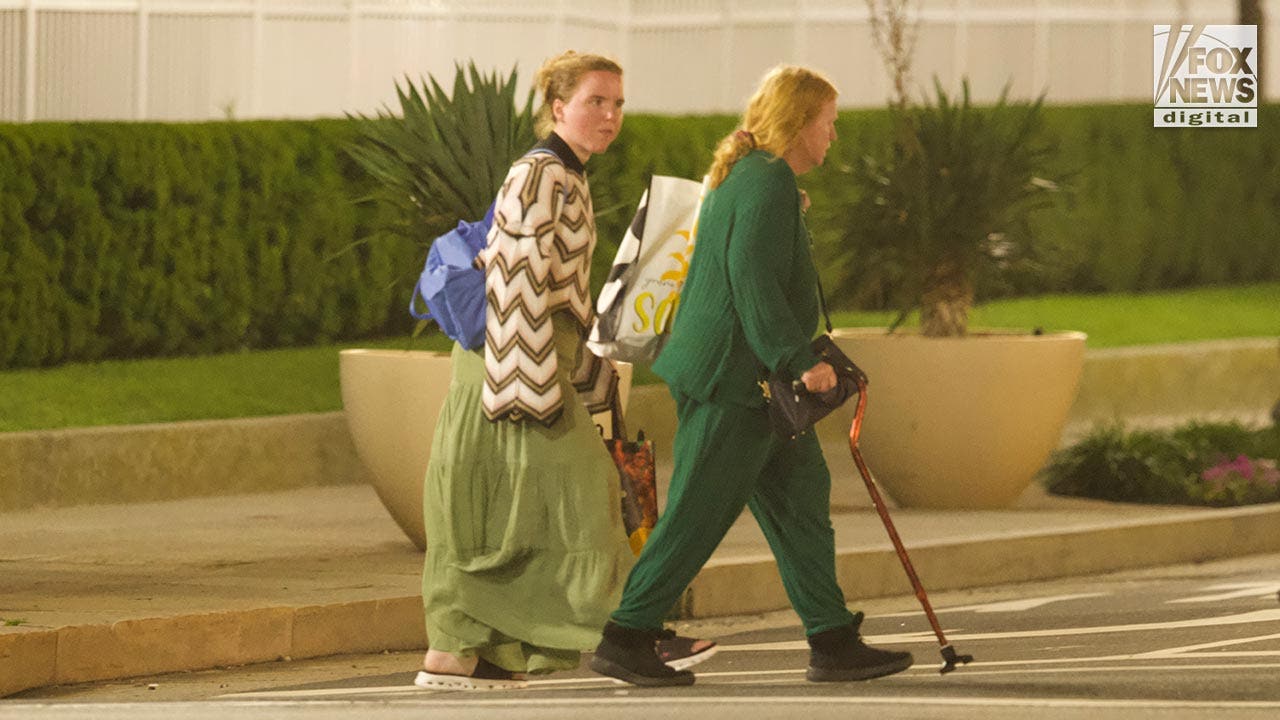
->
[631,223,699,336]
[659,229,695,282]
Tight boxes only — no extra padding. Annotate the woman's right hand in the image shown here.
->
[800,361,837,394]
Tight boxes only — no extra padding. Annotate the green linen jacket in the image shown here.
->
[652,150,821,408]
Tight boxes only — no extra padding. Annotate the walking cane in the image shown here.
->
[849,376,974,674]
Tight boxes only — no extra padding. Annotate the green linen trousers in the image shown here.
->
[609,391,858,636]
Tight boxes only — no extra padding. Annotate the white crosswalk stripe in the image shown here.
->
[880,593,1109,617]
[1168,582,1280,604]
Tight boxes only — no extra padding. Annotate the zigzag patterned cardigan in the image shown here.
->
[478,134,618,426]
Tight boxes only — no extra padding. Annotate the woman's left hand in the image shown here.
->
[799,189,811,214]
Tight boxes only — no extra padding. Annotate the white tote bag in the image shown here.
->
[588,175,707,364]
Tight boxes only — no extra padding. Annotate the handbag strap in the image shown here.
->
[610,394,628,441]
[814,259,834,335]
[803,214,835,335]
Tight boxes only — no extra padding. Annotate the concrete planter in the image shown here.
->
[339,348,631,550]
[339,349,451,550]
[826,329,1087,508]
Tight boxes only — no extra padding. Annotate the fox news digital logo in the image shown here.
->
[1154,24,1257,128]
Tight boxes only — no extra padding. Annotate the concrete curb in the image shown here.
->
[0,413,371,512]
[0,598,424,697]
[5,502,1279,698]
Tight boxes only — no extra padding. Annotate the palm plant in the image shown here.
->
[346,62,537,251]
[835,79,1060,337]
[841,0,1061,338]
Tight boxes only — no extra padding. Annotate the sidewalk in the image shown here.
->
[4,483,1279,697]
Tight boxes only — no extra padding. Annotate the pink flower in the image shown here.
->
[1200,455,1280,489]
[1201,455,1248,484]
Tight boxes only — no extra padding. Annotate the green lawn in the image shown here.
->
[831,282,1280,348]
[2,283,1276,433]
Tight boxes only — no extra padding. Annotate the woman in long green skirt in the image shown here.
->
[420,315,633,681]
[416,51,711,691]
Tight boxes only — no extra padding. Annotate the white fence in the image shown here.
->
[0,0,1274,121]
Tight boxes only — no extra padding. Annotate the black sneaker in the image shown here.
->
[589,622,696,687]
[805,624,913,682]
[655,628,718,670]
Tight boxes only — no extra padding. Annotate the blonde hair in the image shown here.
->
[533,50,623,139]
[707,65,838,188]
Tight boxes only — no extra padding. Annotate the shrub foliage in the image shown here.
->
[1042,421,1280,506]
[0,120,416,369]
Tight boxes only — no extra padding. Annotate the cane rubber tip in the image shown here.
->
[938,646,974,674]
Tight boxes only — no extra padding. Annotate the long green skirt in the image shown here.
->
[421,315,633,673]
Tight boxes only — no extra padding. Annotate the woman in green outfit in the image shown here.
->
[590,65,914,687]
[416,51,710,691]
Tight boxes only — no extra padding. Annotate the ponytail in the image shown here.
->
[707,130,756,189]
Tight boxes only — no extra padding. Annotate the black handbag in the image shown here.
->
[766,334,866,439]
[764,273,868,439]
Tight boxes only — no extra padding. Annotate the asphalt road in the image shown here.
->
[7,553,1280,720]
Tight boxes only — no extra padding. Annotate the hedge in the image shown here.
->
[1,105,1277,370]
[0,121,414,369]
[1026,104,1280,295]
[804,104,1280,305]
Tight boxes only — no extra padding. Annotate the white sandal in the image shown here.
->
[413,658,528,691]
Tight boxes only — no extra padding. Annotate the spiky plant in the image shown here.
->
[839,79,1059,337]
[346,62,537,251]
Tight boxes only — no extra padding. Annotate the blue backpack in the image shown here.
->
[409,202,495,350]
[409,149,558,350]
